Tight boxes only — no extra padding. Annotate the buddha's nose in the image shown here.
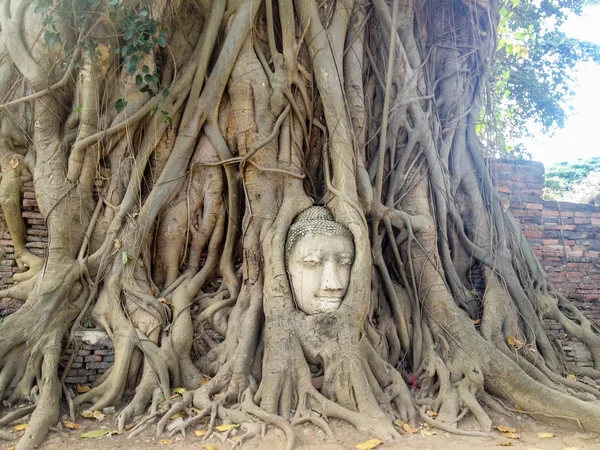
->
[321,261,344,293]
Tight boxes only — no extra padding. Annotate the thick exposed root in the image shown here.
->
[2,1,600,450]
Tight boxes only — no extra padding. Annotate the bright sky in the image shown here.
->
[521,5,600,166]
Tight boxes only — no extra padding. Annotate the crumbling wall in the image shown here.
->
[490,158,600,369]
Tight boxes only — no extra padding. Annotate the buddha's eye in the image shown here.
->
[302,256,321,266]
[339,258,352,267]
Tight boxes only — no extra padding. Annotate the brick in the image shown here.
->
[21,211,43,219]
[86,362,113,370]
[25,242,47,249]
[94,349,113,356]
[64,377,88,384]
[26,219,46,225]
[26,229,48,236]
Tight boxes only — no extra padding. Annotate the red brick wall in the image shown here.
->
[490,159,600,368]
[0,181,47,315]
[490,159,600,321]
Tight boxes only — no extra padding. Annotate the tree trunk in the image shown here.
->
[1,0,600,448]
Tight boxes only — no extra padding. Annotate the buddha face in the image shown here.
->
[287,233,354,315]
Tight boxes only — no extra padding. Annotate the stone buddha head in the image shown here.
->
[285,207,355,315]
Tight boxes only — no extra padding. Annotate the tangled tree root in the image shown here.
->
[2,1,600,449]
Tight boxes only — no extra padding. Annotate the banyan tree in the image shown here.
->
[1,0,600,449]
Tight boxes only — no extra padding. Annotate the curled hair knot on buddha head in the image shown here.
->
[285,206,354,259]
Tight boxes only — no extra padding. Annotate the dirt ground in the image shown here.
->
[2,409,599,450]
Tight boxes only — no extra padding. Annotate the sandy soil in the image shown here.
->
[2,409,599,450]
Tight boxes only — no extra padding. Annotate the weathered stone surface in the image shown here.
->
[75,330,113,348]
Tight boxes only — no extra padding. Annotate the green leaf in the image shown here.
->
[122,251,130,265]
[127,58,138,75]
[81,429,108,439]
[115,98,127,113]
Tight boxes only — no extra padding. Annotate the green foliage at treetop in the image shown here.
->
[481,0,600,158]
[544,156,600,199]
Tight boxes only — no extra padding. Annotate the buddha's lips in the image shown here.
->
[314,296,343,302]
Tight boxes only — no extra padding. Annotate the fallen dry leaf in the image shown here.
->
[125,423,134,430]
[507,334,524,349]
[62,420,80,429]
[170,412,185,420]
[76,384,91,393]
[14,424,27,431]
[514,404,524,411]
[173,387,186,394]
[502,432,521,439]
[497,442,513,447]
[201,377,210,386]
[80,410,94,418]
[215,423,239,432]
[97,43,111,73]
[393,419,416,433]
[536,432,555,438]
[194,429,208,436]
[355,439,383,450]
[403,423,419,434]
[92,410,105,421]
[107,430,122,436]
[494,425,517,433]
[566,374,577,381]
[81,429,108,439]
[421,428,437,436]
[426,410,438,417]
[204,445,219,450]
[160,440,173,445]
[169,394,181,400]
